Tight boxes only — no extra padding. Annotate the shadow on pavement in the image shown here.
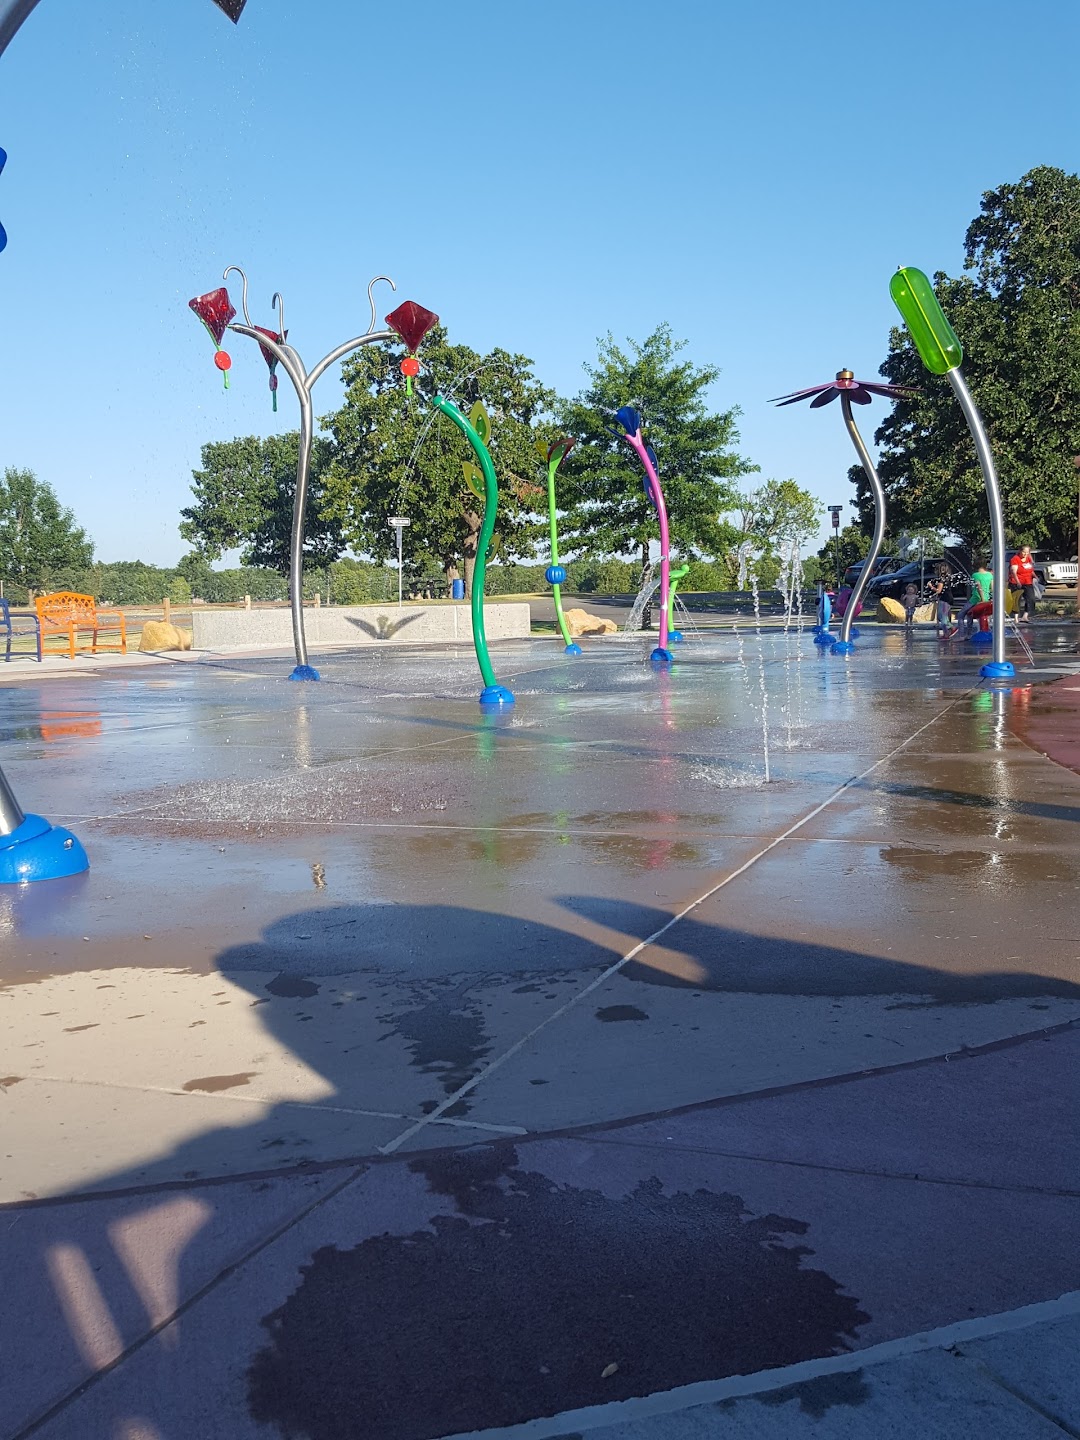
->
[8,899,1080,1440]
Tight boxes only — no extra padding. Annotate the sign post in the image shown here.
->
[388,517,411,609]
[828,505,843,589]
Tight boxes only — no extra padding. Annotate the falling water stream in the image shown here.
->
[746,553,771,783]
[624,565,661,636]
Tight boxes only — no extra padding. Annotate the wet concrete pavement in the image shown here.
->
[1,623,1079,1438]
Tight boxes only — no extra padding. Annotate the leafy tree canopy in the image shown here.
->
[718,478,821,584]
[817,523,871,583]
[179,432,341,574]
[867,166,1080,553]
[321,326,555,586]
[555,325,756,571]
[0,467,94,592]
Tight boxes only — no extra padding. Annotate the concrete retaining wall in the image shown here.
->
[191,601,531,652]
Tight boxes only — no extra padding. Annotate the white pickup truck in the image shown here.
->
[1037,553,1079,588]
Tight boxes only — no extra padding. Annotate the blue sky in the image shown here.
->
[1,0,1076,566]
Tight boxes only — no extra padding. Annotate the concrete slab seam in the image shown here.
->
[431,1289,1080,1440]
[959,1355,1080,1437]
[0,1073,529,1134]
[8,1164,370,1440]
[578,1133,1080,1200]
[377,695,967,1155]
[9,1016,1075,1212]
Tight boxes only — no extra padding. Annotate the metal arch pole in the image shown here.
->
[838,393,887,646]
[288,330,394,670]
[231,323,313,672]
[230,324,396,676]
[306,329,394,389]
[288,387,316,667]
[947,369,1008,670]
[0,0,42,59]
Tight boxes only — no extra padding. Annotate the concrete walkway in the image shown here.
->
[2,626,1079,1438]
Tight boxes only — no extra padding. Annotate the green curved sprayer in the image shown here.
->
[889,267,963,375]
[538,437,578,654]
[890,265,1012,680]
[667,562,689,636]
[432,393,514,706]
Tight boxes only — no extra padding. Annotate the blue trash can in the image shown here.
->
[451,579,465,600]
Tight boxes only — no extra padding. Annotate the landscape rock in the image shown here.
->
[876,597,906,623]
[563,608,619,637]
[139,621,192,652]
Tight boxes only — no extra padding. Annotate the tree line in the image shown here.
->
[179,323,823,598]
[4,166,1077,602]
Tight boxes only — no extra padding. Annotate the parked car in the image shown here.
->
[841,556,902,589]
[862,560,968,602]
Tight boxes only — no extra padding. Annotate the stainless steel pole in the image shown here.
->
[838,394,886,647]
[230,321,395,678]
[0,764,26,836]
[397,528,403,609]
[289,388,315,669]
[947,369,1008,670]
[0,0,42,59]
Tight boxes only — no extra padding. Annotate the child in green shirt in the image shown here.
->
[972,565,992,603]
[951,562,993,638]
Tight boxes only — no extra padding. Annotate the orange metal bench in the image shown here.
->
[34,592,127,660]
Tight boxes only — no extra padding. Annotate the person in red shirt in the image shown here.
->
[1010,544,1037,623]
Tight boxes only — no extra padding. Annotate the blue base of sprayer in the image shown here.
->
[650,647,674,664]
[813,631,834,646]
[831,639,854,654]
[668,630,684,644]
[564,643,582,656]
[980,660,1015,680]
[480,684,515,707]
[289,664,321,682]
[0,813,89,885]
[849,627,860,639]
[970,631,993,646]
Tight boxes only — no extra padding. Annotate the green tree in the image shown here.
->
[555,326,754,577]
[179,433,342,574]
[176,551,215,598]
[571,558,637,594]
[0,467,94,595]
[89,560,175,605]
[818,523,871,585]
[718,478,821,585]
[322,326,555,595]
[867,166,1080,553]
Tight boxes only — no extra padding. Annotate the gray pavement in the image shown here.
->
[2,623,1079,1438]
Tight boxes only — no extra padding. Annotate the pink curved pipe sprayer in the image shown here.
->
[615,406,672,661]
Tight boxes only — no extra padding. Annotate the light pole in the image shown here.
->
[828,505,843,589]
[388,517,410,608]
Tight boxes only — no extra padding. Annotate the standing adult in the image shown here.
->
[1009,544,1037,624]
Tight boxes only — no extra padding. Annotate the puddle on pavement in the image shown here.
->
[877,844,1078,890]
[247,1145,868,1439]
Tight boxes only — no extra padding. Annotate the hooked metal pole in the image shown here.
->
[229,318,396,679]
